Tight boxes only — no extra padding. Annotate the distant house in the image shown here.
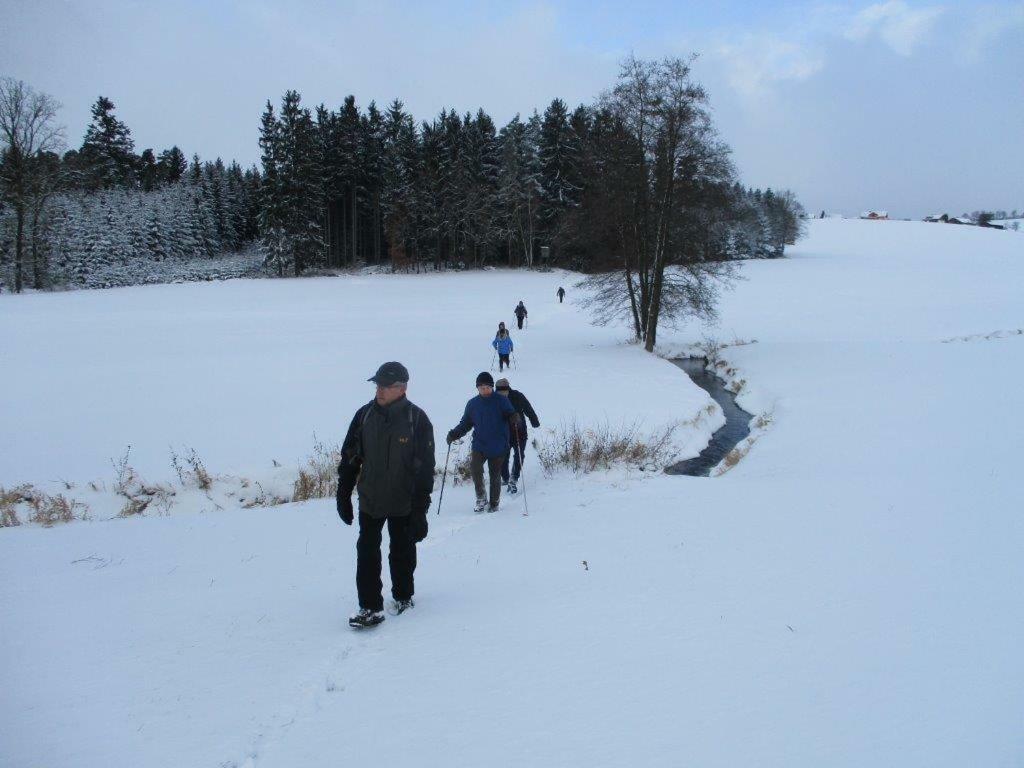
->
[924,213,949,223]
[860,211,889,220]
[947,217,974,225]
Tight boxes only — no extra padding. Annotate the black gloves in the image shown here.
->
[530,418,540,429]
[446,430,457,445]
[411,512,428,542]
[337,494,354,525]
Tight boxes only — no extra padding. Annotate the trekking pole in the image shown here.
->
[514,424,529,517]
[436,442,452,515]
[491,350,496,371]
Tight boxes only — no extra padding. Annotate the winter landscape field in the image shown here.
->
[1,218,1022,767]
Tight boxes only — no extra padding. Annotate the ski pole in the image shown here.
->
[513,422,529,517]
[436,442,452,515]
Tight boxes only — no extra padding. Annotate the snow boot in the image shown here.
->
[349,608,385,629]
[488,500,499,513]
[508,479,518,495]
[387,598,414,616]
[474,497,487,513]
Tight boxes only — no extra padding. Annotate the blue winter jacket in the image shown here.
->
[492,334,514,355]
[450,393,516,457]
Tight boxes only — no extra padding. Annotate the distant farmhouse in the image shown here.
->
[923,213,1005,229]
[860,211,889,220]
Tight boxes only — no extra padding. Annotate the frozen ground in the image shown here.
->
[1,219,1022,767]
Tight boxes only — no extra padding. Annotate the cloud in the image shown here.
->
[845,1,945,56]
[715,34,825,99]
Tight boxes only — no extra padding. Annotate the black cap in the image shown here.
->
[368,361,409,386]
[476,371,494,387]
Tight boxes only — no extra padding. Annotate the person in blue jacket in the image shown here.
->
[492,328,514,371]
[446,371,518,512]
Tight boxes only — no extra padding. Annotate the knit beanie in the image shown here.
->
[476,371,495,387]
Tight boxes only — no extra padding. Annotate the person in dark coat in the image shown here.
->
[514,301,528,329]
[495,378,540,494]
[557,287,565,303]
[492,328,514,371]
[446,371,516,513]
[337,361,436,629]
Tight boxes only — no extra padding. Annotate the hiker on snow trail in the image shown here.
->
[557,286,565,303]
[514,301,528,329]
[492,328,514,371]
[494,321,507,339]
[495,377,540,495]
[446,371,517,513]
[337,362,436,630]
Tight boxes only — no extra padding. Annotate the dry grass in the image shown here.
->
[25,487,90,526]
[170,447,212,490]
[112,447,175,518]
[536,418,680,475]
[1,484,90,527]
[292,435,342,502]
[714,435,762,477]
[1,485,30,527]
[242,481,288,509]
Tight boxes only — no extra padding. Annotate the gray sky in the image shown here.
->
[3,0,1022,217]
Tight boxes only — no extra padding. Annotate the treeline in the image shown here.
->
[257,78,804,276]
[1,83,260,291]
[3,60,805,297]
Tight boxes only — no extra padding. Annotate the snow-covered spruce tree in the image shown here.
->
[538,98,582,251]
[79,96,136,190]
[257,100,291,276]
[497,113,542,267]
[156,146,187,185]
[380,99,421,268]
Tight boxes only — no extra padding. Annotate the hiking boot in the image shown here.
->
[488,500,499,513]
[474,497,487,513]
[508,480,518,495]
[348,608,384,629]
[387,598,414,616]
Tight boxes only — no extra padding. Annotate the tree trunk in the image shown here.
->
[14,205,25,293]
[31,205,44,289]
[350,182,358,264]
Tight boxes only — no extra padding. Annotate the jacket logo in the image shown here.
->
[398,436,410,444]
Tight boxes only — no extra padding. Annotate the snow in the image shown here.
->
[2,219,1023,767]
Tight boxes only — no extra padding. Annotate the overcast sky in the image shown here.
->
[3,0,1022,217]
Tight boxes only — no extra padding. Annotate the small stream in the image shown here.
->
[665,357,753,477]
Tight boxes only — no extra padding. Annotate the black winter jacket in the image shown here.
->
[506,389,540,439]
[337,396,436,519]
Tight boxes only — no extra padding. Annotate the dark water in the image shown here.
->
[665,357,753,477]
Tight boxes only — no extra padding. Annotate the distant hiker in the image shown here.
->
[492,328,514,371]
[557,287,565,303]
[514,301,528,329]
[337,361,436,629]
[446,371,517,513]
[495,378,540,495]
[494,321,507,339]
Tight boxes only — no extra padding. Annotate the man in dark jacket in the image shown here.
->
[514,301,528,329]
[557,287,565,303]
[446,371,516,513]
[495,378,540,494]
[337,361,436,629]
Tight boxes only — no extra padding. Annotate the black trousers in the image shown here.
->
[470,451,504,503]
[502,431,528,483]
[516,316,524,329]
[498,353,510,370]
[356,512,416,610]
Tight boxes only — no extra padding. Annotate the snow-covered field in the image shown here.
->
[2,219,1022,767]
